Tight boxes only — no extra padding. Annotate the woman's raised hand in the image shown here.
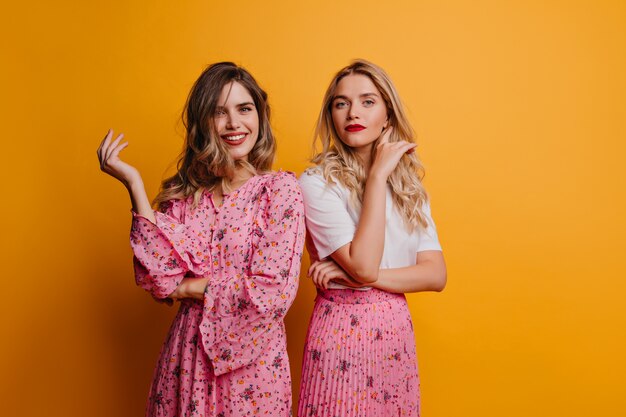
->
[369,127,416,181]
[97,129,142,188]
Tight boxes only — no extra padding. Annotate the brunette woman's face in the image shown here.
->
[331,74,388,153]
[214,81,259,161]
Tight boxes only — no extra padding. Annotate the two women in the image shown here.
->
[98,59,445,417]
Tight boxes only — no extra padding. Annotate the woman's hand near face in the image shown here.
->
[368,127,416,181]
[97,129,155,221]
[308,259,364,290]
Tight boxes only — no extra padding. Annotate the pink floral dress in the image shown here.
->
[130,171,305,417]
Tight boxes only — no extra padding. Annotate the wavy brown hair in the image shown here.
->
[153,62,275,210]
[312,59,429,231]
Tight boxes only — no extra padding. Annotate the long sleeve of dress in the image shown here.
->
[130,199,206,300]
[199,172,306,376]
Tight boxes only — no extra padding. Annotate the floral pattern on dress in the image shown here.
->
[130,171,305,416]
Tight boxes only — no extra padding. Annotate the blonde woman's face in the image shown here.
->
[331,74,388,153]
[214,81,259,161]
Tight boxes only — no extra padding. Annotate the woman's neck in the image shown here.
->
[221,166,255,194]
[232,169,253,186]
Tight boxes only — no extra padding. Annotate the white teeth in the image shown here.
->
[223,134,246,141]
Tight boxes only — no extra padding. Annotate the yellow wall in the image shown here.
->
[1,1,624,416]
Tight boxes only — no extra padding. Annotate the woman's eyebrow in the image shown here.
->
[332,93,379,101]
[215,101,255,110]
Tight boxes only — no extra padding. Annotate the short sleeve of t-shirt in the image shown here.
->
[298,170,356,260]
[416,201,442,252]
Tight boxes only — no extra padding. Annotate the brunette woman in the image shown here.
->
[97,62,305,416]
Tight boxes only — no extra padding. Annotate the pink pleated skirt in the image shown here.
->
[298,288,420,417]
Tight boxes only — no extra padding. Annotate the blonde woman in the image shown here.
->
[97,62,305,416]
[298,60,447,417]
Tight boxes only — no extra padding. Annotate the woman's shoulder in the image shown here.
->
[299,166,323,181]
[258,169,298,188]
[299,166,333,187]
[254,170,302,200]
[298,166,347,194]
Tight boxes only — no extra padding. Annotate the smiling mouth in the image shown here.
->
[345,125,366,132]
[221,133,248,145]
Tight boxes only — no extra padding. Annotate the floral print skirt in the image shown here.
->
[298,288,420,417]
[145,300,293,417]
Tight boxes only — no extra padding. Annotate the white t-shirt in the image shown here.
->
[298,169,442,285]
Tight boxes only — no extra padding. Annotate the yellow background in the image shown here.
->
[1,1,625,416]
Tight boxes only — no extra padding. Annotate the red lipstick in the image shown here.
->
[345,124,365,132]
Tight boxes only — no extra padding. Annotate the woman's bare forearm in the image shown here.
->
[127,179,156,223]
[337,174,387,283]
[372,252,447,293]
[330,130,418,284]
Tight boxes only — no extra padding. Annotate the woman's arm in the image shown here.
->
[330,128,416,283]
[168,277,209,300]
[99,129,203,301]
[372,250,446,293]
[308,250,446,293]
[97,129,155,223]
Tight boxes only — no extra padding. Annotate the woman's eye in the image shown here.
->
[363,99,375,106]
[240,107,253,113]
[334,101,347,109]
[215,109,226,116]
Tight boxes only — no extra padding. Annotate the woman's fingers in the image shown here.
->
[309,260,331,278]
[310,260,350,290]
[110,141,129,160]
[318,263,338,289]
[317,262,335,277]
[99,129,113,153]
[98,129,114,160]
[317,265,334,289]
[105,133,125,161]
[310,260,330,289]
[308,260,327,276]
[97,129,144,188]
[308,260,321,277]
[98,129,122,170]
[309,259,360,290]
[388,141,414,151]
[111,142,129,157]
[308,261,319,280]
[373,140,417,176]
[377,126,393,146]
[401,142,417,154]
[309,261,324,286]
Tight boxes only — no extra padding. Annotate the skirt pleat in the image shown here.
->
[298,289,420,417]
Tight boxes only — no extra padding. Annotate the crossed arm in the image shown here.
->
[309,248,446,294]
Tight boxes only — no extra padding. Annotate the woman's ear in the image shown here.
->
[383,117,389,129]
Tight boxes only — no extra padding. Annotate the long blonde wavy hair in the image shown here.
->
[153,62,275,210]
[312,59,429,231]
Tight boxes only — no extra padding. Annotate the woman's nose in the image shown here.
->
[226,114,241,129]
